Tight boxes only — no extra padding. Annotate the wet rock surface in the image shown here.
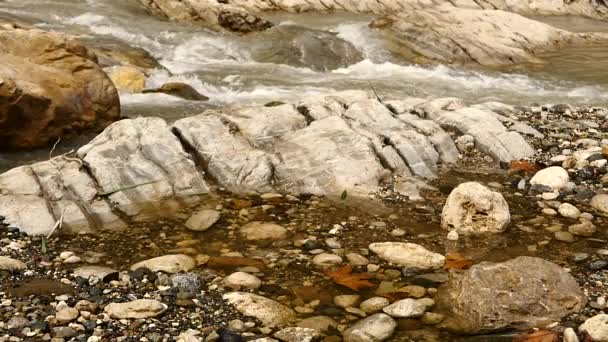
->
[0,25,120,149]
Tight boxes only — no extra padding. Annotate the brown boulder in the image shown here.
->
[0,27,120,149]
[435,256,586,334]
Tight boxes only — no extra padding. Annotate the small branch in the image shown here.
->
[46,208,66,239]
[49,137,61,160]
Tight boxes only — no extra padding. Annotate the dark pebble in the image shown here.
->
[218,328,243,342]
[84,320,97,332]
[588,260,608,271]
[302,240,323,251]
[30,320,49,332]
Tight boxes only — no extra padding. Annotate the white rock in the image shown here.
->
[382,298,426,318]
[240,221,287,240]
[0,256,26,271]
[55,307,79,324]
[580,314,608,342]
[346,253,369,266]
[59,251,75,260]
[343,313,396,342]
[591,194,608,215]
[185,209,221,231]
[224,272,262,290]
[441,182,510,235]
[369,242,445,269]
[530,167,570,191]
[312,253,343,267]
[564,327,579,342]
[446,230,459,241]
[334,295,360,308]
[559,203,581,219]
[223,292,296,327]
[63,255,81,264]
[73,266,118,280]
[274,327,320,342]
[104,299,167,319]
[360,297,390,313]
[130,254,196,273]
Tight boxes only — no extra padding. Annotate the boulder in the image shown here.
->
[223,292,296,327]
[130,254,196,273]
[250,25,364,71]
[143,82,209,101]
[137,0,272,33]
[343,313,397,342]
[580,314,608,342]
[369,242,445,269]
[77,117,209,217]
[104,299,167,319]
[530,167,570,191]
[0,26,119,149]
[377,7,608,66]
[441,182,510,235]
[436,256,586,334]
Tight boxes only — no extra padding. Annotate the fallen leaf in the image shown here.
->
[509,160,542,174]
[513,330,558,342]
[325,265,374,291]
[444,252,473,270]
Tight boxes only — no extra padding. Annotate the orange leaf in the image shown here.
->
[444,253,473,270]
[513,330,558,342]
[510,160,541,174]
[325,265,374,291]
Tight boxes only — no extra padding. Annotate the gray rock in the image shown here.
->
[185,209,221,231]
[427,107,534,162]
[223,292,296,327]
[441,182,510,235]
[382,298,426,318]
[360,297,390,313]
[312,253,343,267]
[7,316,29,330]
[369,242,445,269]
[343,313,397,342]
[77,117,208,217]
[436,256,586,334]
[273,327,321,342]
[251,25,363,71]
[171,273,202,298]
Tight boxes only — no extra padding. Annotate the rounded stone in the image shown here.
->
[312,253,343,267]
[441,182,510,235]
[558,203,581,219]
[360,297,390,313]
[369,242,445,270]
[382,299,426,318]
[530,167,570,191]
[580,314,608,342]
[224,272,262,290]
[240,222,287,241]
[55,307,79,325]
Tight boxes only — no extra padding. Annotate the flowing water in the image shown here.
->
[2,0,608,118]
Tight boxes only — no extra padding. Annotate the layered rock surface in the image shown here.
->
[377,7,608,66]
[0,92,536,235]
[0,25,120,149]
